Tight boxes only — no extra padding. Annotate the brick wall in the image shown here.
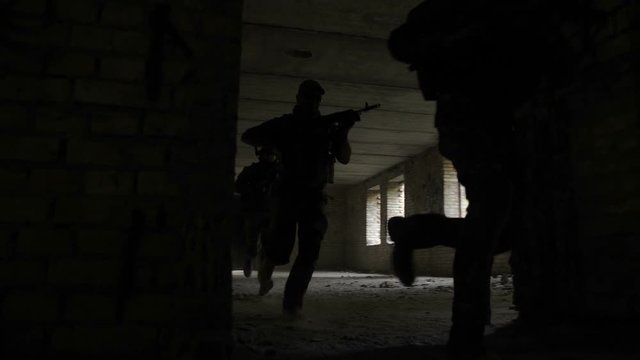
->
[365,186,381,246]
[571,0,640,320]
[0,1,243,358]
[342,147,511,276]
[443,159,467,218]
[405,148,442,215]
[342,147,453,275]
[408,148,452,276]
[343,162,403,273]
[385,178,405,243]
[510,0,640,322]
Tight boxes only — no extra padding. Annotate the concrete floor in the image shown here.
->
[232,271,517,359]
[232,271,640,360]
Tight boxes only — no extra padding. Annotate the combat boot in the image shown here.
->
[388,216,415,286]
[282,305,303,321]
[447,321,492,360]
[257,257,275,296]
[243,255,253,278]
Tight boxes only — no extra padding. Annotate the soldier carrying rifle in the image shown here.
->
[234,146,280,278]
[241,79,378,319]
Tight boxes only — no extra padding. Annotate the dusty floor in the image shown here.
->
[232,271,640,360]
[232,271,517,359]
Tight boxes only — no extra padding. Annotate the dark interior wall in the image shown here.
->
[512,0,640,323]
[0,1,243,358]
[318,185,348,270]
[570,0,640,319]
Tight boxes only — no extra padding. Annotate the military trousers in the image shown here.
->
[241,211,270,258]
[394,213,512,257]
[436,97,518,357]
[263,186,328,311]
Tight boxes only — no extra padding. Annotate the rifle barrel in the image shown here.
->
[358,103,381,113]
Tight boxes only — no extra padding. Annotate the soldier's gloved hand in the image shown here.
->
[342,112,359,129]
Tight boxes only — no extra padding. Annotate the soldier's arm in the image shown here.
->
[331,112,358,164]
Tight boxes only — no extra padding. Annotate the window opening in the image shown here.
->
[366,185,381,246]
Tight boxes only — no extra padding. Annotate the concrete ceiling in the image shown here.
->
[236,0,436,184]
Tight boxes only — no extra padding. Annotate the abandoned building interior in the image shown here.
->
[1,0,639,359]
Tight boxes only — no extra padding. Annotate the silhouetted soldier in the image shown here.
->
[387,1,568,359]
[241,80,357,319]
[234,146,280,278]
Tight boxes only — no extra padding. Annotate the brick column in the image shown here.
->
[512,0,640,323]
[0,0,243,358]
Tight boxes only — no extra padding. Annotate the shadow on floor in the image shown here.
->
[305,344,449,360]
[234,344,449,360]
[235,320,640,360]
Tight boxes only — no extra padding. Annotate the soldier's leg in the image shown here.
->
[244,214,261,258]
[282,192,327,314]
[389,213,463,249]
[389,213,464,286]
[432,96,517,358]
[255,212,270,260]
[448,166,513,359]
[243,212,272,278]
[240,214,258,277]
[263,195,298,266]
[258,196,297,295]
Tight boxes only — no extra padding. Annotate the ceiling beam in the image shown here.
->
[241,24,418,88]
[243,0,423,39]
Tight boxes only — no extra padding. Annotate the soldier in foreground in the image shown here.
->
[241,80,358,319]
[386,1,575,359]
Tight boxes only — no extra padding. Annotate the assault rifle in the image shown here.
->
[324,103,380,184]
[322,102,381,127]
[354,102,381,115]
